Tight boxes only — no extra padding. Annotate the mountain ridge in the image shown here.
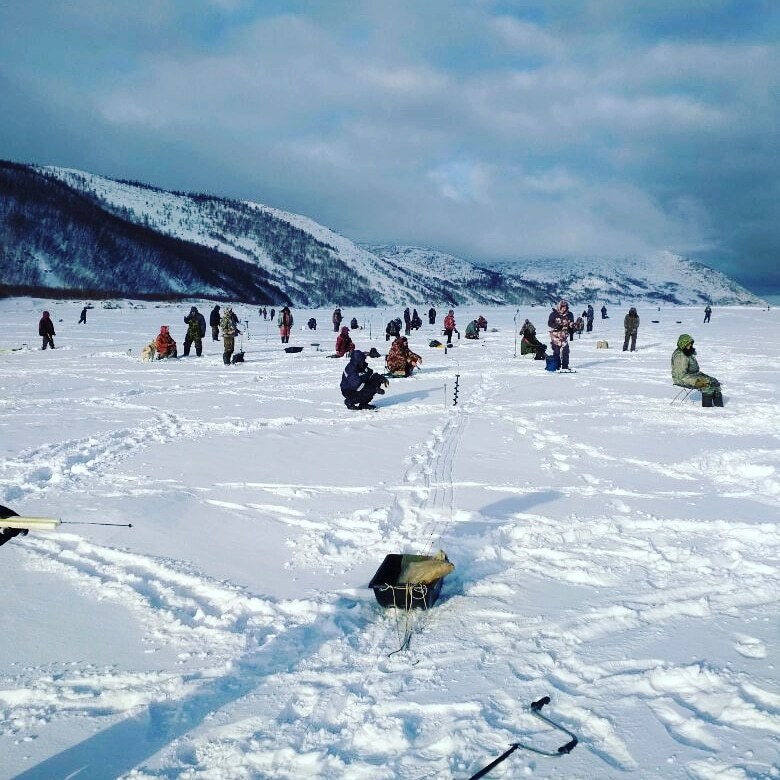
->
[0,160,765,306]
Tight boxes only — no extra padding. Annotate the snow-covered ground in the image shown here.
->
[1,298,778,780]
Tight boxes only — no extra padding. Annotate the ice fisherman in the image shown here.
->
[340,349,389,410]
[39,311,56,349]
[385,335,422,377]
[547,300,574,370]
[183,306,207,357]
[671,334,723,407]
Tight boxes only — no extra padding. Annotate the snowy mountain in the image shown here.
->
[369,246,763,307]
[0,160,764,306]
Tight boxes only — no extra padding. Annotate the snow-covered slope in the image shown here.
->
[39,167,440,306]
[480,252,763,306]
[0,161,765,306]
[374,246,764,307]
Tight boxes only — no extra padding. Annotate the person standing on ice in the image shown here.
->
[586,304,594,332]
[600,304,608,319]
[220,307,240,365]
[443,309,457,346]
[209,305,221,341]
[428,306,436,325]
[78,306,88,325]
[183,306,207,357]
[278,306,294,344]
[340,349,389,410]
[332,307,343,332]
[623,307,640,352]
[547,300,574,370]
[38,310,55,349]
[704,305,712,323]
[671,334,723,407]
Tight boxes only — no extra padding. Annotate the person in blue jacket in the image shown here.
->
[340,350,389,410]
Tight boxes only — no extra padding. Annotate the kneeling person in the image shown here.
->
[340,350,388,410]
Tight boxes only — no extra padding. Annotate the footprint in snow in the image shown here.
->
[734,634,767,659]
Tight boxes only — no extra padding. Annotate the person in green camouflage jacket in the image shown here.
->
[671,334,723,407]
[183,306,207,357]
[220,307,241,365]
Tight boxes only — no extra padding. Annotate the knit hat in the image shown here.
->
[677,334,694,349]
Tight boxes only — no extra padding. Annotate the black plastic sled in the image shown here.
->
[369,554,445,609]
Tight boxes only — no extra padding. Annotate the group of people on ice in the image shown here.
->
[34,299,722,409]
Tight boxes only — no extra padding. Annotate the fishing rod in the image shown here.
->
[1,505,133,532]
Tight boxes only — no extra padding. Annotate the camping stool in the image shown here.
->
[670,387,694,405]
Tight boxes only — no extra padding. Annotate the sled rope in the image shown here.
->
[381,583,430,657]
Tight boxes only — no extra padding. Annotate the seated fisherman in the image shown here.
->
[385,335,422,377]
[671,334,723,407]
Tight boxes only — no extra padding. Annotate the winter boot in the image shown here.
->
[713,390,724,407]
[701,394,713,407]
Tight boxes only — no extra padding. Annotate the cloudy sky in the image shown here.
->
[1,1,778,294]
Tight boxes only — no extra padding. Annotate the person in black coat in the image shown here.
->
[210,305,221,341]
[39,310,55,349]
[386,317,402,341]
[340,350,389,410]
[428,306,436,325]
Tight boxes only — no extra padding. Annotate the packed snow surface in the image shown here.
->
[1,299,778,780]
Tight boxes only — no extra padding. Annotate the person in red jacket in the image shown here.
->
[155,325,177,359]
[443,310,457,346]
[335,326,355,357]
[38,310,56,350]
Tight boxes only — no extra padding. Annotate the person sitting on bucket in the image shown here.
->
[385,335,422,377]
[340,349,388,410]
[155,325,177,359]
[465,319,480,339]
[335,326,355,357]
[520,319,547,359]
[671,334,723,407]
